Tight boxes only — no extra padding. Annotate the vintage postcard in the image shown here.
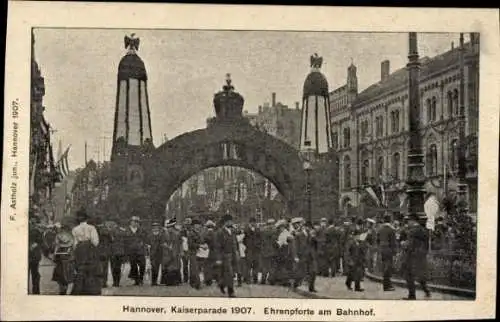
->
[2,1,499,321]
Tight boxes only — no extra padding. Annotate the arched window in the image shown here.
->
[453,89,459,116]
[392,153,401,180]
[431,97,437,121]
[426,98,432,123]
[343,127,350,147]
[394,110,400,133]
[361,154,370,185]
[376,156,384,179]
[427,144,438,176]
[450,139,459,172]
[343,155,351,189]
[447,91,453,117]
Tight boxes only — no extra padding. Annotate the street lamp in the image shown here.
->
[303,158,313,223]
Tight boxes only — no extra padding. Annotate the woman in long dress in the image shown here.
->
[160,219,183,286]
[51,219,75,295]
[71,209,103,295]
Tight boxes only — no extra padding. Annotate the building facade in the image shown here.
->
[30,36,60,221]
[330,33,479,216]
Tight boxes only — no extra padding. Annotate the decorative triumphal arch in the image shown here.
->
[143,116,307,219]
[106,38,337,224]
[107,73,308,223]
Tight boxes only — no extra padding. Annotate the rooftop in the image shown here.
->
[350,42,476,107]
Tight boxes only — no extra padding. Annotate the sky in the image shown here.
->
[34,29,465,170]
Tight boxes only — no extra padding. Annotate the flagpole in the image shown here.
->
[85,141,88,165]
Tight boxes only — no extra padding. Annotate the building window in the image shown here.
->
[392,152,401,180]
[376,156,384,179]
[332,132,338,150]
[361,156,370,185]
[361,120,369,140]
[391,110,400,133]
[453,89,459,116]
[450,139,459,172]
[427,144,438,176]
[343,155,351,189]
[426,98,432,123]
[343,127,350,147]
[447,91,453,117]
[375,116,384,138]
[431,97,437,121]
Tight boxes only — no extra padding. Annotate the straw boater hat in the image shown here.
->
[152,222,161,227]
[56,230,74,248]
[320,217,328,222]
[267,218,276,225]
[205,220,215,228]
[130,216,140,223]
[166,218,176,228]
[366,218,376,225]
[274,219,288,228]
[291,217,303,225]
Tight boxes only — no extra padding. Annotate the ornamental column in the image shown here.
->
[405,32,426,220]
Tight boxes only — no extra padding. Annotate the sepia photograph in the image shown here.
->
[28,28,478,300]
[2,2,498,321]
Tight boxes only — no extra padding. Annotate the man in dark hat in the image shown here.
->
[344,227,365,292]
[377,213,396,291]
[187,218,203,289]
[243,217,262,284]
[324,218,340,277]
[28,215,43,294]
[260,218,277,285]
[124,216,147,286]
[95,216,113,288]
[401,213,431,300]
[148,222,163,286]
[214,214,239,297]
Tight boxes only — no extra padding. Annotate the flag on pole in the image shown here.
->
[365,186,381,206]
[30,152,38,196]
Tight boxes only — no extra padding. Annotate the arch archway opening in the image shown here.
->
[164,165,288,225]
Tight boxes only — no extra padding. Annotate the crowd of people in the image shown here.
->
[28,208,439,300]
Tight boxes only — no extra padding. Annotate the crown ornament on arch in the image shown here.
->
[213,73,244,121]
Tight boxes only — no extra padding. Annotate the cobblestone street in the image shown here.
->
[34,257,468,300]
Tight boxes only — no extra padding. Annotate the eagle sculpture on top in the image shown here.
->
[124,33,140,52]
[310,53,323,69]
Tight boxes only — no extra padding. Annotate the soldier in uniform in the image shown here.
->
[401,213,431,300]
[148,222,163,286]
[377,213,396,291]
[161,219,183,286]
[110,222,126,287]
[187,219,203,289]
[316,218,328,277]
[325,219,340,277]
[243,217,262,284]
[260,218,276,285]
[28,215,43,294]
[344,227,365,292]
[214,214,239,297]
[95,217,113,288]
